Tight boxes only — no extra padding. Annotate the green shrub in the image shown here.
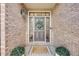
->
[10,47,25,56]
[56,47,70,56]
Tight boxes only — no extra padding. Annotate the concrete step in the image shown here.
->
[25,45,55,56]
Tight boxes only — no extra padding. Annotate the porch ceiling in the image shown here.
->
[24,3,55,10]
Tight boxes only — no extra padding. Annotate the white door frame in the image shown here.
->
[27,11,51,45]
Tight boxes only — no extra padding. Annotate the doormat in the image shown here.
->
[30,46,50,55]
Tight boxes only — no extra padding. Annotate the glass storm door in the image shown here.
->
[29,12,50,43]
[34,17,45,41]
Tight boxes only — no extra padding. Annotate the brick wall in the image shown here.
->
[5,4,28,55]
[52,3,79,56]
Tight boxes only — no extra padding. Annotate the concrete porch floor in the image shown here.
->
[25,45,55,56]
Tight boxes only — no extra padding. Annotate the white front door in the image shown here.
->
[28,11,51,43]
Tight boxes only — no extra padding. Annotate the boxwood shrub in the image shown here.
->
[10,47,25,56]
[55,47,70,56]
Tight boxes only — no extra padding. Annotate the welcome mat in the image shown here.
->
[30,46,50,55]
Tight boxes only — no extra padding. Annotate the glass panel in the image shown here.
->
[37,12,42,16]
[29,17,33,42]
[29,17,33,31]
[46,30,50,42]
[34,31,45,41]
[34,12,37,16]
[29,12,50,16]
[42,12,45,16]
[45,12,50,16]
[29,12,34,16]
[46,17,50,42]
[46,17,50,30]
[35,17,44,30]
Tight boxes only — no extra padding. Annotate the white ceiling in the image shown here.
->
[24,3,55,10]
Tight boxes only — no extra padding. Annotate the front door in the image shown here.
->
[34,17,45,41]
[29,11,50,43]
